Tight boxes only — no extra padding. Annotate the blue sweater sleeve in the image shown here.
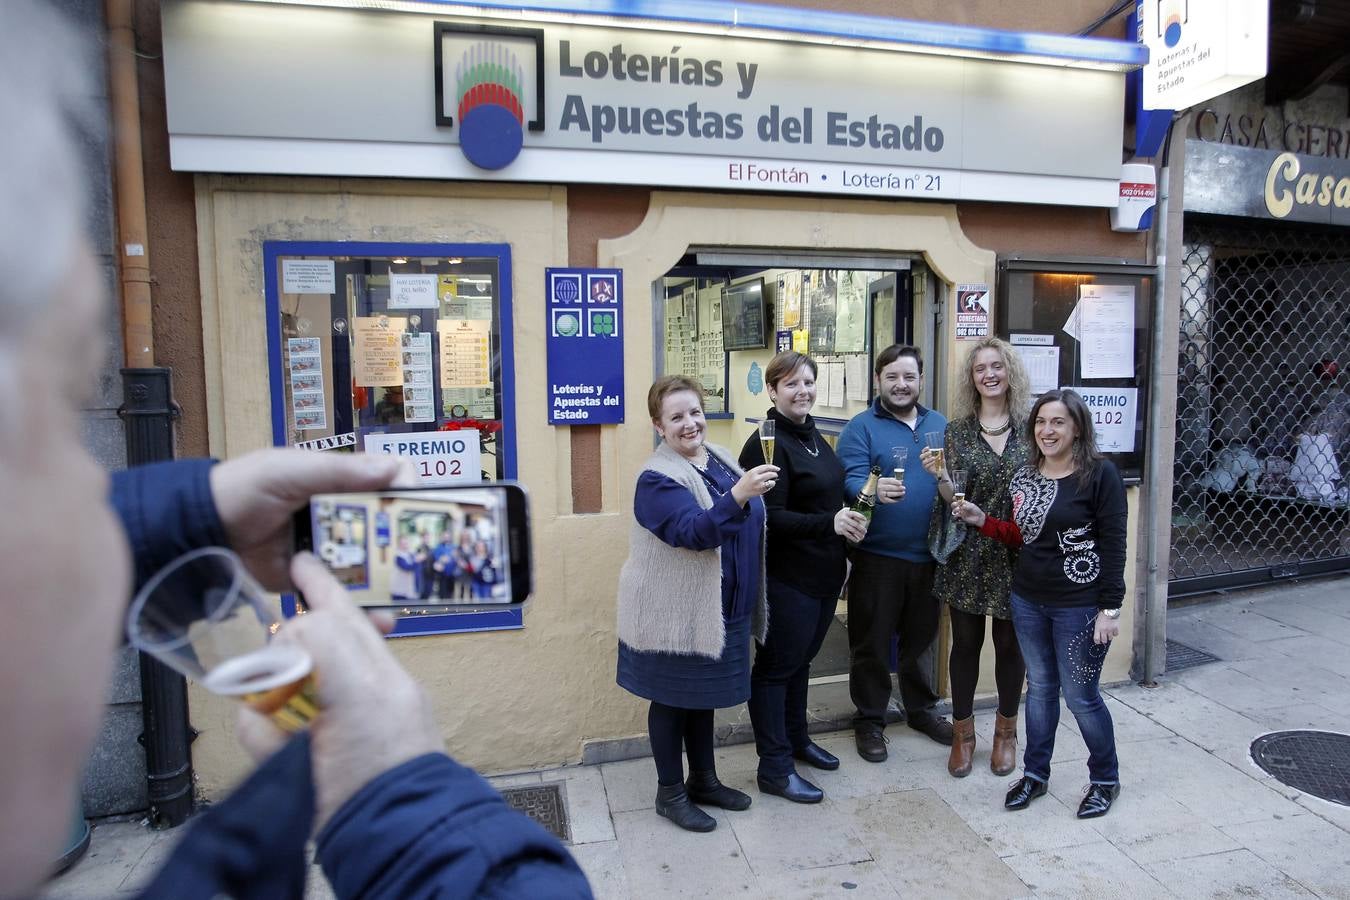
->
[634,471,750,551]
[111,458,229,591]
[317,753,593,900]
[834,419,872,499]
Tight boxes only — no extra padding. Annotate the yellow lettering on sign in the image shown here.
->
[1265,152,1298,218]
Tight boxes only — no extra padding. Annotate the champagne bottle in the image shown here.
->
[848,465,882,546]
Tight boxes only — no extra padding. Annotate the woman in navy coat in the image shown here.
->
[616,375,779,833]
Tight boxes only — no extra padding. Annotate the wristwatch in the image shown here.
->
[1099,607,1121,620]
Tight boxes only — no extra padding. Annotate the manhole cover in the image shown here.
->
[1166,639,1220,671]
[1250,730,1350,806]
[500,782,571,842]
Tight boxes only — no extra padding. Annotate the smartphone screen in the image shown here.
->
[295,484,531,609]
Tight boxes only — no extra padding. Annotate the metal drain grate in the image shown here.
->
[500,782,571,842]
[1251,731,1350,807]
[1166,639,1221,671]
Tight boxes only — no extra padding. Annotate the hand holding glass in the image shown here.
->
[759,419,776,465]
[126,547,319,732]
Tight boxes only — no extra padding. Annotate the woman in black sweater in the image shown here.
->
[955,389,1128,820]
[739,351,867,804]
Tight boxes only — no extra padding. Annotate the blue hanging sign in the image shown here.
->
[546,268,625,425]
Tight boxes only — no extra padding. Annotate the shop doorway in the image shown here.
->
[654,250,939,685]
[1171,217,1350,595]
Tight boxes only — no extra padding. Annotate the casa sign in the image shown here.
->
[1183,141,1350,227]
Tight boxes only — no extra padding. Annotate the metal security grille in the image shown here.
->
[1170,217,1350,595]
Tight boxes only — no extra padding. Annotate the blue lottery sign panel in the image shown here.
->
[546,267,624,425]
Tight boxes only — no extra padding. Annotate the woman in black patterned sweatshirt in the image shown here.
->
[955,389,1127,820]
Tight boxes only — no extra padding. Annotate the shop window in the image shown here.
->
[659,258,920,429]
[264,241,520,636]
[996,258,1155,481]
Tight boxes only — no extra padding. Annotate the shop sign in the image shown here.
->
[1138,0,1266,111]
[161,1,1126,207]
[1184,141,1350,227]
[546,268,624,425]
[363,432,482,486]
[1068,386,1137,453]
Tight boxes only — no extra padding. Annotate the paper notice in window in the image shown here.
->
[437,319,491,388]
[1013,346,1060,395]
[352,316,404,386]
[1078,285,1135,379]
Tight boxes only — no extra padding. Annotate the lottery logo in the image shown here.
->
[588,309,618,338]
[455,42,526,171]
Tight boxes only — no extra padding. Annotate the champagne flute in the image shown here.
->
[759,419,776,465]
[891,445,908,485]
[924,432,945,474]
[950,468,969,511]
[127,547,319,733]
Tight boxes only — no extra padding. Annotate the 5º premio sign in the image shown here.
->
[545,268,625,425]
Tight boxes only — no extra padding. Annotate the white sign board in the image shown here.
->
[363,433,483,486]
[282,259,335,294]
[1140,0,1267,111]
[1070,386,1137,453]
[162,0,1128,207]
[388,273,440,309]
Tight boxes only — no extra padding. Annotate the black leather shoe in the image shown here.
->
[685,770,752,811]
[907,711,954,746]
[1076,783,1121,819]
[757,772,824,804]
[1004,776,1048,811]
[655,783,716,832]
[793,742,840,771]
[855,727,888,763]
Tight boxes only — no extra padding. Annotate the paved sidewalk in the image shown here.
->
[43,575,1350,899]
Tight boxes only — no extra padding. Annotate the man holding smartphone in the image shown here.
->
[0,5,590,898]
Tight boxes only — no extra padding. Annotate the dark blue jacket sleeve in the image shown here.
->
[634,471,750,551]
[317,753,593,899]
[111,458,229,591]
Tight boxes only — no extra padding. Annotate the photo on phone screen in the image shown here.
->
[295,484,531,609]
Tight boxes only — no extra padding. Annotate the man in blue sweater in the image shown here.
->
[836,345,954,762]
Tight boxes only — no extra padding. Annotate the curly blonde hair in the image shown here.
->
[951,337,1031,425]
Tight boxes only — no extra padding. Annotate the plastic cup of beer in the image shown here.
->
[759,419,776,464]
[126,547,318,732]
[924,433,945,472]
[891,446,908,484]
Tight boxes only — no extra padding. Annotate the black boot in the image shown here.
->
[685,770,752,811]
[655,783,716,832]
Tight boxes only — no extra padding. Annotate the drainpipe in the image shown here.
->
[107,0,194,828]
[1139,115,1182,684]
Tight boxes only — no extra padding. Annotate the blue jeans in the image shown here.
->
[748,577,838,777]
[1010,592,1118,785]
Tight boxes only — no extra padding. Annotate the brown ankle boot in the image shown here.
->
[991,713,1018,776]
[947,716,975,777]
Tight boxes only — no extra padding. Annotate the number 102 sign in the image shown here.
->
[362,433,483,486]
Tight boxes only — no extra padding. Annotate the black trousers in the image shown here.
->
[748,576,838,777]
[847,549,940,728]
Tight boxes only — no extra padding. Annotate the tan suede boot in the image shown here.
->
[991,713,1018,776]
[947,716,975,777]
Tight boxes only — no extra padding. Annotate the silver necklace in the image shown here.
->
[795,433,820,457]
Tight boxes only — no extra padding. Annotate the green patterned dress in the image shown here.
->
[933,415,1029,620]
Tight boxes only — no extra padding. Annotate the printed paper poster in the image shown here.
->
[388,273,440,309]
[352,316,403,387]
[1078,285,1136,379]
[399,332,435,423]
[437,319,492,388]
[287,337,327,431]
[282,260,335,295]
